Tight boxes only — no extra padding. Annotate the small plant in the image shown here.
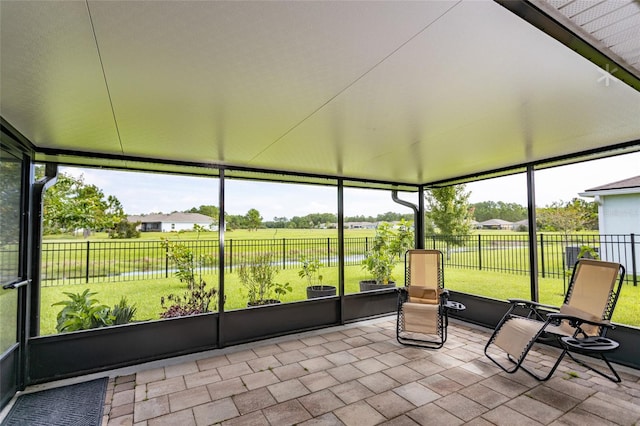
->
[298,255,325,288]
[162,239,196,290]
[239,254,292,305]
[362,220,414,285]
[565,245,601,284]
[160,279,217,318]
[160,239,217,318]
[578,245,599,260]
[53,289,137,333]
[111,297,138,325]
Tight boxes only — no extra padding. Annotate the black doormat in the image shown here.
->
[1,377,108,426]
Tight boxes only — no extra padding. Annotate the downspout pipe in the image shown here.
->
[526,165,539,302]
[217,169,226,347]
[392,190,424,249]
[29,163,58,337]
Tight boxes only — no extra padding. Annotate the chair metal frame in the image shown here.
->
[484,259,625,382]
[396,249,448,349]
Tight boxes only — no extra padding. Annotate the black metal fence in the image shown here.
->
[39,233,638,287]
[426,233,638,286]
[39,237,370,286]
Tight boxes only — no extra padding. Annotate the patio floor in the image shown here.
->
[7,316,640,426]
[96,316,640,426]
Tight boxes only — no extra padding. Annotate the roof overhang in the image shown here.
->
[580,188,640,198]
[1,1,639,186]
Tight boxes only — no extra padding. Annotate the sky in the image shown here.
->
[60,151,640,220]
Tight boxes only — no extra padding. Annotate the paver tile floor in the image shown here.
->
[99,317,640,425]
[10,316,638,426]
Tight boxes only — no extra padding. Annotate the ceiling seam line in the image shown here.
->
[247,0,463,163]
[85,0,126,159]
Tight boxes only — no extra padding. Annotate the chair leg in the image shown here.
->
[517,348,568,381]
[566,352,621,383]
[485,330,571,381]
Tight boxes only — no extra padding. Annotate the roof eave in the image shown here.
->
[579,188,640,197]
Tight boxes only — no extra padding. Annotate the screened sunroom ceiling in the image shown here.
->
[1,0,639,186]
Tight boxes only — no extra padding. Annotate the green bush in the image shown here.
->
[239,254,292,305]
[53,289,136,333]
[362,220,413,284]
[109,219,141,239]
[160,239,217,317]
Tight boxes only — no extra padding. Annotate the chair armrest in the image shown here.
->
[397,287,409,305]
[507,299,558,311]
[546,313,613,329]
[504,299,558,322]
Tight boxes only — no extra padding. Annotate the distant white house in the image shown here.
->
[344,221,377,229]
[579,175,640,274]
[478,219,513,230]
[127,212,215,232]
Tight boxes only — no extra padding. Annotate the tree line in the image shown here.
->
[42,173,599,238]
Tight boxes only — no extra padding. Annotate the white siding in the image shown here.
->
[599,194,640,274]
[160,222,199,232]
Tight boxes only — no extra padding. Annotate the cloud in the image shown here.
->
[57,151,640,217]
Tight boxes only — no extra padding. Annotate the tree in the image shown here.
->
[472,201,527,222]
[44,173,125,237]
[568,198,598,230]
[245,209,263,231]
[536,198,598,232]
[109,219,141,239]
[225,214,246,230]
[265,216,288,229]
[425,185,473,257]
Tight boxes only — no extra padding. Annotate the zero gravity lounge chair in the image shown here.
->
[397,249,463,349]
[485,259,625,382]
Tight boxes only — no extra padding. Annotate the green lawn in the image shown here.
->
[38,230,639,335]
[40,264,372,335]
[40,228,375,284]
[0,289,18,352]
[445,268,640,326]
[40,264,640,336]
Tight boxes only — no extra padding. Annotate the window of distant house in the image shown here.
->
[171,223,175,230]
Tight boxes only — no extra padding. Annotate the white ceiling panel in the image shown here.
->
[0,1,122,154]
[256,1,640,182]
[86,0,455,164]
[1,1,639,185]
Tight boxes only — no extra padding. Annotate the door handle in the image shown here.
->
[2,279,30,290]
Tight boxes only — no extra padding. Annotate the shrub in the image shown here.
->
[362,220,413,284]
[53,289,137,333]
[160,239,217,318]
[111,297,138,325]
[298,255,323,287]
[239,254,292,305]
[109,219,141,239]
[160,278,217,318]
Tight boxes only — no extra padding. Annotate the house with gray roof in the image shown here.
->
[478,218,514,230]
[580,175,640,273]
[127,212,215,232]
